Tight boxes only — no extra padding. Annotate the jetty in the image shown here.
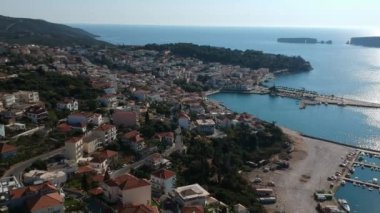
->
[343,178,380,189]
[270,86,380,109]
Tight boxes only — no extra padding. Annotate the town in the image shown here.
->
[0,42,292,213]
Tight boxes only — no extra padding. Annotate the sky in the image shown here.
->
[1,0,380,28]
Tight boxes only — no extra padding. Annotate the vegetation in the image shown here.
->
[173,79,208,92]
[0,71,103,109]
[0,15,109,47]
[144,43,312,73]
[170,123,290,212]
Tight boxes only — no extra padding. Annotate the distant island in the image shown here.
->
[278,38,332,44]
[144,43,313,73]
[349,36,380,48]
[0,15,108,47]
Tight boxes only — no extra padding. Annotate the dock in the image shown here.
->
[343,178,380,189]
[354,161,380,170]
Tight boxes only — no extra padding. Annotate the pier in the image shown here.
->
[343,178,380,189]
[354,161,380,170]
[270,86,380,109]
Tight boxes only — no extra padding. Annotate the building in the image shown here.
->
[0,176,22,205]
[14,91,39,104]
[8,182,64,213]
[182,206,204,213]
[122,130,145,152]
[0,143,17,159]
[93,123,117,145]
[0,124,5,138]
[150,169,176,196]
[0,93,16,108]
[64,137,83,162]
[153,132,175,146]
[67,112,103,127]
[178,112,191,129]
[119,204,159,213]
[173,184,210,207]
[56,98,78,111]
[25,106,48,123]
[195,119,215,135]
[102,173,151,206]
[112,110,138,128]
[23,170,67,186]
[98,94,118,108]
[233,203,249,213]
[82,133,101,154]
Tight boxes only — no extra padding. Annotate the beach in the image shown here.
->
[246,128,354,213]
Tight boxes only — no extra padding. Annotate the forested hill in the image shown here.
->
[0,15,109,47]
[144,43,312,73]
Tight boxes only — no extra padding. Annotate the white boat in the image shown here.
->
[338,199,351,212]
[341,180,346,186]
[369,187,374,191]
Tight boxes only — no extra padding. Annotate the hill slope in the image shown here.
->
[0,15,109,46]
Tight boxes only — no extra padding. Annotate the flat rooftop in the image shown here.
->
[174,183,209,200]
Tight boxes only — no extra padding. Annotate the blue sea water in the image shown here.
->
[74,24,380,212]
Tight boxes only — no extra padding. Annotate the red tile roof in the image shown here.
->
[95,123,115,132]
[100,150,118,159]
[76,166,94,174]
[0,143,17,154]
[10,182,57,200]
[105,173,150,190]
[182,205,204,213]
[151,169,176,180]
[27,192,63,212]
[119,204,159,213]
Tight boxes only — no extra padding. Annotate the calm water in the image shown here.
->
[75,25,380,212]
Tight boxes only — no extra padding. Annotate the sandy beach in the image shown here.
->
[247,128,354,213]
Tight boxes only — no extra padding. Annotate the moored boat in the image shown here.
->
[338,199,350,212]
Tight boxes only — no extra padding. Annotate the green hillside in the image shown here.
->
[0,15,109,46]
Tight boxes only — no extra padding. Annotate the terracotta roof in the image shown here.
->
[0,143,17,154]
[154,132,174,139]
[27,192,63,212]
[151,169,176,180]
[182,205,204,213]
[123,131,144,143]
[57,123,71,132]
[10,182,57,200]
[91,174,105,183]
[100,150,118,158]
[65,136,83,144]
[76,166,94,174]
[119,205,159,213]
[105,173,150,190]
[95,123,115,132]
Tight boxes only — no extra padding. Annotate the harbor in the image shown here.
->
[218,85,380,110]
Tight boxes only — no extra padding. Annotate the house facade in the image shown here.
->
[56,98,78,111]
[101,173,151,206]
[64,137,83,162]
[150,169,176,196]
[93,123,117,145]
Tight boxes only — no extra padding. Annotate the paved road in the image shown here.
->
[2,147,65,179]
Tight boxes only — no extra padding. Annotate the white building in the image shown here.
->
[64,137,83,162]
[14,91,39,104]
[102,173,151,206]
[56,98,78,111]
[93,123,117,145]
[150,169,176,196]
[196,119,215,135]
[173,184,210,207]
[0,93,16,108]
[23,170,67,186]
[82,134,101,154]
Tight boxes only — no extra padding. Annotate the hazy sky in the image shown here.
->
[1,0,379,28]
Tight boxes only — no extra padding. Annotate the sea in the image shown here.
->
[74,24,380,212]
